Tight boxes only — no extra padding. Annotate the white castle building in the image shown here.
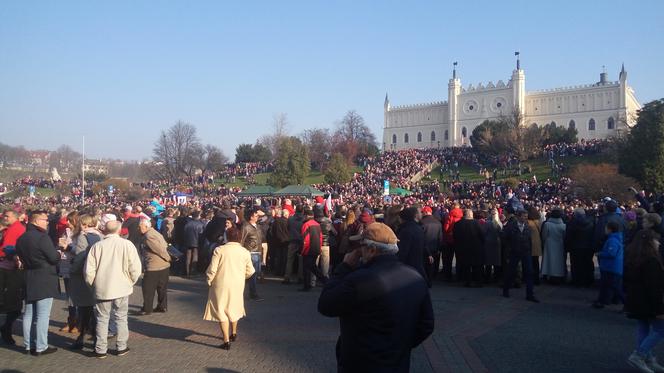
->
[383,58,641,150]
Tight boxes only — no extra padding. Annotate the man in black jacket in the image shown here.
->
[420,206,442,287]
[16,210,60,356]
[396,207,428,282]
[502,208,539,303]
[318,223,434,372]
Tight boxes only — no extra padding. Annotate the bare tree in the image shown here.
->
[301,128,332,170]
[199,144,228,175]
[259,112,290,156]
[153,121,202,179]
[333,110,378,161]
[49,145,82,172]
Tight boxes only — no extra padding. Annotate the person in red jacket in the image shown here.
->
[0,210,27,345]
[300,208,326,292]
[442,204,463,281]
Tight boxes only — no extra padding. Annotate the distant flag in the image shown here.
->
[325,193,333,215]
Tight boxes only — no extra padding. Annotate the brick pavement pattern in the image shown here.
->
[0,276,660,372]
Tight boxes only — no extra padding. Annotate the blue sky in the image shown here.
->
[1,0,663,160]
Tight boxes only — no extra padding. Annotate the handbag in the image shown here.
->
[167,245,184,262]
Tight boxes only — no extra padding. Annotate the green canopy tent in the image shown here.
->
[389,187,413,196]
[236,185,276,197]
[273,185,325,197]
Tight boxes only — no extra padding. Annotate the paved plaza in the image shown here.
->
[0,275,657,373]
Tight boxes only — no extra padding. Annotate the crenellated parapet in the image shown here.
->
[460,80,510,94]
[528,81,620,95]
[389,101,448,111]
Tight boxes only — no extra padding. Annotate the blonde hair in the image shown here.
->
[74,214,97,237]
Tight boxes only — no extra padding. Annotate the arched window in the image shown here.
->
[550,121,557,127]
[392,134,397,144]
[462,127,467,138]
[430,131,436,141]
[404,133,409,143]
[444,130,449,141]
[589,118,596,131]
[608,117,615,130]
[568,120,576,130]
[417,132,422,142]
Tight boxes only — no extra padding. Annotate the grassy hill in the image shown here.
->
[424,154,606,184]
[222,166,364,189]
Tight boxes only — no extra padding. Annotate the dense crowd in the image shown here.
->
[3,141,664,371]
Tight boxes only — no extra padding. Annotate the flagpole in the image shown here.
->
[82,135,85,204]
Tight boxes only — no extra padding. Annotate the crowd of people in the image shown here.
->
[3,141,664,371]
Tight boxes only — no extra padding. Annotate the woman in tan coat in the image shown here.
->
[527,206,543,285]
[204,227,255,350]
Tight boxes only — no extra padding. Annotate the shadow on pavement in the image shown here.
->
[128,317,221,348]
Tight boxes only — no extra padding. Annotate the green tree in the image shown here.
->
[618,99,664,192]
[268,137,310,187]
[469,110,544,160]
[234,143,272,163]
[324,153,352,184]
[542,123,578,145]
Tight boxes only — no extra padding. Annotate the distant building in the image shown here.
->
[383,57,641,150]
[83,159,109,174]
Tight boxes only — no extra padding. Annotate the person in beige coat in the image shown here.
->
[138,219,171,315]
[204,227,255,350]
[527,206,543,285]
[85,215,142,358]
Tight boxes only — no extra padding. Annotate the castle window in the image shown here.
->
[550,121,557,127]
[430,131,436,141]
[496,102,502,108]
[417,132,422,142]
[392,134,397,144]
[608,117,615,130]
[444,130,449,141]
[589,118,596,131]
[462,127,467,138]
[569,120,576,130]
[404,134,409,143]
[469,105,474,111]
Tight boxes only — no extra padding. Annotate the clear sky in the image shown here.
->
[1,0,663,161]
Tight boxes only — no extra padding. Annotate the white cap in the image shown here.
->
[100,213,117,227]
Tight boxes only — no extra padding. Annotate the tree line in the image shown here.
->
[151,110,378,186]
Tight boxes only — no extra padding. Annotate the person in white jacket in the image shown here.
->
[85,215,142,359]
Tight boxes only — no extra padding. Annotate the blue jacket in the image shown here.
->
[598,232,624,275]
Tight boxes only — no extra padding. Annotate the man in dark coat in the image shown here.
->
[16,210,60,355]
[283,205,305,284]
[269,209,290,276]
[593,199,627,252]
[502,208,539,303]
[453,209,485,287]
[565,208,595,287]
[318,223,434,372]
[396,207,428,282]
[183,210,205,277]
[420,206,442,287]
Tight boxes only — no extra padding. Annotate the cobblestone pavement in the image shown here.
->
[0,275,657,372]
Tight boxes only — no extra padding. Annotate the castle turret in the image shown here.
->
[448,62,461,146]
[619,64,627,110]
[511,52,525,118]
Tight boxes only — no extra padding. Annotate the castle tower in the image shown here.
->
[448,62,461,146]
[511,52,525,119]
[618,64,628,127]
[619,63,627,109]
